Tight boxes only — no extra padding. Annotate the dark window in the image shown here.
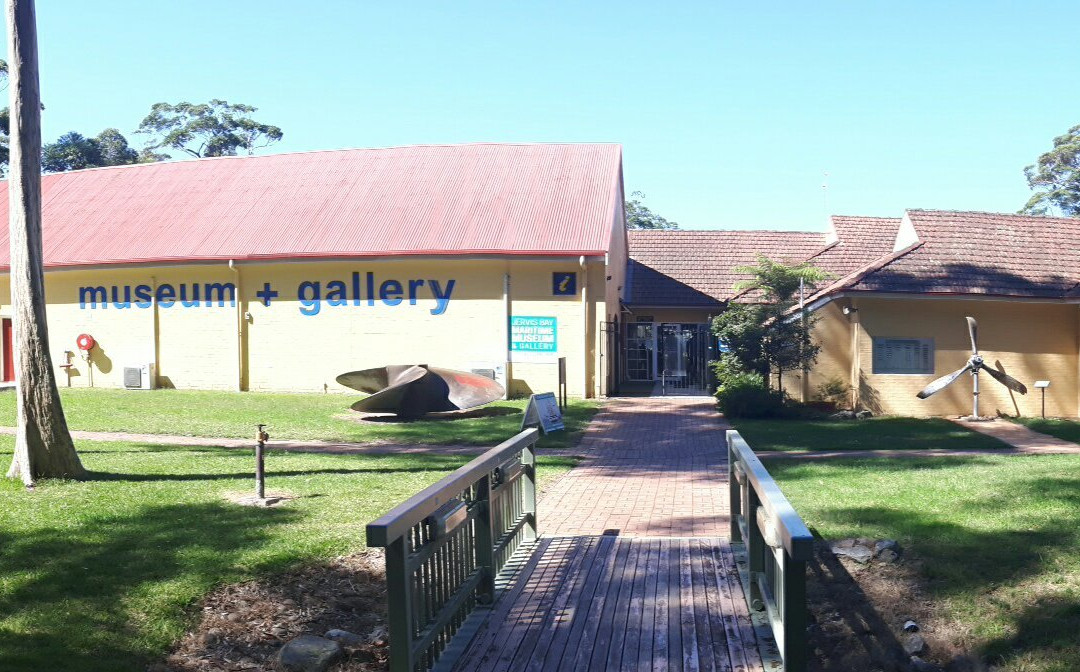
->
[872,338,934,374]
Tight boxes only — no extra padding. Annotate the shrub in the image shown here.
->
[715,371,787,418]
[815,376,850,407]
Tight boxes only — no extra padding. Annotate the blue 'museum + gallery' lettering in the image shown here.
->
[78,272,457,316]
[295,273,455,316]
[79,283,237,310]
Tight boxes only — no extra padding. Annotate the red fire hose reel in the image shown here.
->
[76,333,96,351]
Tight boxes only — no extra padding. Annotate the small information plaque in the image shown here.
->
[521,392,565,434]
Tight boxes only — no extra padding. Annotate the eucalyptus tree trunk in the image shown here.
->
[5,0,83,484]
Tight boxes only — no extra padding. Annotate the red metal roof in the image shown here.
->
[0,143,623,269]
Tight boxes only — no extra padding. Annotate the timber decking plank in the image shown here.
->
[708,540,752,672]
[550,535,615,672]
[698,539,735,672]
[718,539,764,672]
[567,535,624,671]
[605,539,640,670]
[454,537,556,672]
[491,536,580,670]
[678,539,700,672]
[690,538,717,672]
[668,539,684,672]
[651,538,671,672]
[585,538,634,670]
[637,539,660,671]
[521,536,595,672]
[613,537,643,672]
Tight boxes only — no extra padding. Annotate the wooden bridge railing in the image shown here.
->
[366,428,539,672]
[727,429,813,672]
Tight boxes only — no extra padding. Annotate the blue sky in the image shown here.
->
[9,1,1080,230]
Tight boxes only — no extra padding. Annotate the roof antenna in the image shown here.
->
[821,170,830,218]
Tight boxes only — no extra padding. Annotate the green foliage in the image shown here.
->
[41,129,146,173]
[731,253,832,300]
[625,190,677,229]
[93,128,140,166]
[136,99,283,159]
[1021,123,1080,216]
[711,255,831,388]
[715,371,787,418]
[815,376,849,404]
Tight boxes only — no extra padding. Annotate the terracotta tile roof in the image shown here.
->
[0,143,624,269]
[847,210,1080,298]
[626,230,827,306]
[806,216,902,278]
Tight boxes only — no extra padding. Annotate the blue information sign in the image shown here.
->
[510,316,557,362]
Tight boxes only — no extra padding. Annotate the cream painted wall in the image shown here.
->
[786,301,854,403]
[813,297,1080,417]
[20,256,612,398]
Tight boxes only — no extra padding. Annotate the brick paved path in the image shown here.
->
[539,396,731,538]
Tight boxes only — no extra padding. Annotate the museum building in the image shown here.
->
[4,141,1078,417]
[0,143,628,398]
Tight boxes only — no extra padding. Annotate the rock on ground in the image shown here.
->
[277,635,344,672]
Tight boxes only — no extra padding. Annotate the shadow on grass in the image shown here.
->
[981,597,1080,667]
[0,501,300,671]
[735,417,1009,452]
[86,462,468,482]
[357,406,522,423]
[817,472,1080,598]
[765,456,1002,483]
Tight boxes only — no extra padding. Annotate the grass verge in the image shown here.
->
[1012,416,1080,444]
[0,388,599,449]
[0,438,576,671]
[770,454,1080,670]
[733,416,1008,452]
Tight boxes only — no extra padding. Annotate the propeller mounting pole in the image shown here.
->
[972,366,979,419]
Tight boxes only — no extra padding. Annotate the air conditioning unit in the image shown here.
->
[123,363,156,390]
[469,362,507,390]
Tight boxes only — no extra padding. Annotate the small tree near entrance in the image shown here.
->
[5,0,84,484]
[711,255,831,394]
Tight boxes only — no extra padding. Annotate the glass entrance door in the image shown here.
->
[657,323,714,392]
[625,323,655,381]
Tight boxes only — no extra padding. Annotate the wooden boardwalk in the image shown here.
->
[453,535,768,672]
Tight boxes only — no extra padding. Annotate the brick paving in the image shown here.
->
[539,396,731,538]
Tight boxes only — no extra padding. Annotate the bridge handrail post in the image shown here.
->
[726,429,813,672]
[367,428,541,671]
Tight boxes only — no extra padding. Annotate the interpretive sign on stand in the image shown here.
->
[521,392,564,434]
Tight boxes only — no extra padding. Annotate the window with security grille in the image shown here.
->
[872,337,934,374]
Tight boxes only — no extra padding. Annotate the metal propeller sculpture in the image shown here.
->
[916,317,1027,418]
[336,365,504,418]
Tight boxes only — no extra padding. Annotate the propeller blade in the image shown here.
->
[966,316,978,354]
[916,364,972,399]
[982,365,1028,395]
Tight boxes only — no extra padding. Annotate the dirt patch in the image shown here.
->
[160,552,389,672]
[806,540,985,671]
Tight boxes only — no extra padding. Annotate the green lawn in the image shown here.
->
[733,416,1008,452]
[0,388,598,450]
[1012,416,1080,444]
[0,437,576,671]
[770,454,1080,671]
